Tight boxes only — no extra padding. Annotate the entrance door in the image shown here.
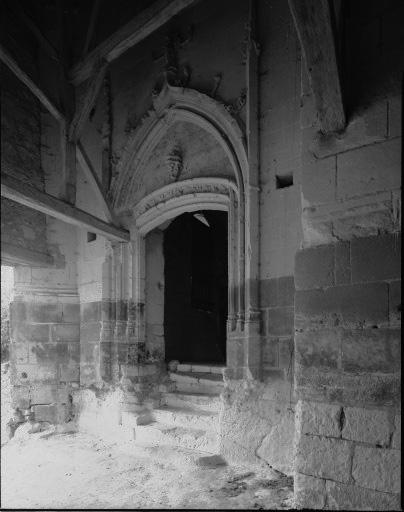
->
[164,211,228,364]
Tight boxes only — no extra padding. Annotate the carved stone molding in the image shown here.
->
[132,177,237,231]
[166,144,183,181]
[111,83,248,212]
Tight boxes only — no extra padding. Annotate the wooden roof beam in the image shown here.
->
[70,0,200,85]
[288,0,346,133]
[76,142,116,224]
[0,43,64,122]
[1,174,129,243]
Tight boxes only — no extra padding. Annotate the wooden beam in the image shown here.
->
[1,240,54,268]
[1,174,129,243]
[5,0,60,63]
[288,0,345,133]
[76,142,115,223]
[68,59,108,142]
[0,43,64,122]
[70,0,200,85]
[82,0,101,57]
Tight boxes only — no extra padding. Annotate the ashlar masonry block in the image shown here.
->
[296,400,342,437]
[295,245,335,290]
[352,445,401,493]
[295,435,352,482]
[342,406,393,446]
[294,473,326,509]
[326,480,401,511]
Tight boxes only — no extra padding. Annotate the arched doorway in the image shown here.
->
[131,178,237,369]
[163,210,227,364]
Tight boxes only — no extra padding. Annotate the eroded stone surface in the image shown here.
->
[352,445,401,493]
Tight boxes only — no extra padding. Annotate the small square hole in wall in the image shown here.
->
[276,173,293,189]
[87,232,97,243]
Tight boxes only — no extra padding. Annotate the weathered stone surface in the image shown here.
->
[80,322,101,343]
[261,276,294,308]
[13,343,29,363]
[326,480,401,510]
[80,302,101,322]
[256,410,295,474]
[341,328,401,373]
[337,138,401,200]
[278,338,293,369]
[61,303,80,323]
[220,381,295,471]
[301,154,336,206]
[294,473,326,509]
[267,307,294,336]
[32,404,59,423]
[295,367,401,407]
[351,234,401,283]
[388,280,401,325]
[262,338,279,366]
[50,324,80,343]
[10,386,30,409]
[342,406,393,446]
[12,323,50,343]
[295,245,335,290]
[277,276,295,306]
[296,400,342,437]
[335,241,351,285]
[195,454,226,468]
[27,303,63,323]
[295,330,340,370]
[295,282,389,329]
[352,445,401,493]
[391,411,401,449]
[295,435,351,482]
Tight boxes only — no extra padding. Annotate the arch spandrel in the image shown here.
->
[111,84,248,212]
[120,121,234,211]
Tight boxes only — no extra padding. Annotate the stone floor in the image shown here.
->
[1,429,294,509]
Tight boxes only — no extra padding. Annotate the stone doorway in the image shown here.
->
[163,211,228,365]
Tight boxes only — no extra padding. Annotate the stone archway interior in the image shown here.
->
[163,211,228,364]
[144,210,228,366]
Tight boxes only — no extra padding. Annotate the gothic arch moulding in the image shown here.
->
[111,84,248,212]
[111,85,260,377]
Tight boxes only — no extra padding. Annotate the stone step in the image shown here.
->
[161,391,222,413]
[177,363,225,375]
[152,405,218,431]
[169,371,224,394]
[134,421,219,454]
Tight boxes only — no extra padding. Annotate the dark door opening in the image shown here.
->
[164,211,228,364]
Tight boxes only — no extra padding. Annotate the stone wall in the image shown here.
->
[1,67,51,267]
[293,0,402,506]
[294,235,401,509]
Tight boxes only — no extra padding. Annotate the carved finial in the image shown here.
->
[166,145,183,180]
